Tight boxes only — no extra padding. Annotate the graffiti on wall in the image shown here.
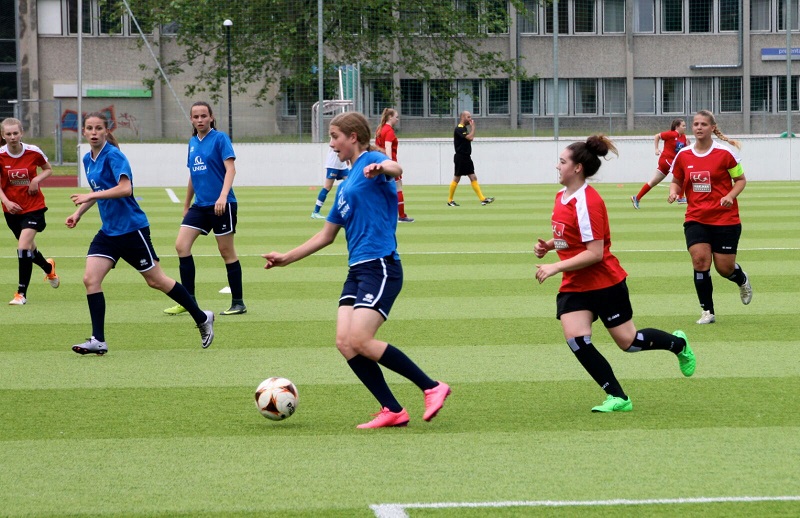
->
[61,105,140,138]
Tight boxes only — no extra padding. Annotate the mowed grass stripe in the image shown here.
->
[2,341,798,392]
[1,425,798,516]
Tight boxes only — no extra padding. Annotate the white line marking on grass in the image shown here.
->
[165,188,181,203]
[370,496,800,518]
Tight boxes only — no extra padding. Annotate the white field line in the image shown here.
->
[165,188,181,203]
[370,496,800,518]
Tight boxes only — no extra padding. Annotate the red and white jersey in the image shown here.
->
[375,124,398,161]
[0,143,49,214]
[550,183,627,292]
[671,141,743,226]
[659,130,688,161]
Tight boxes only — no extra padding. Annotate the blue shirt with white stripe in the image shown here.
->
[327,150,400,265]
[82,143,149,236]
[187,129,236,207]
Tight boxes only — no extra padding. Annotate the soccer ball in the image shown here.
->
[255,377,298,420]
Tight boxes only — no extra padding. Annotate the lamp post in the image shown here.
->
[223,19,233,142]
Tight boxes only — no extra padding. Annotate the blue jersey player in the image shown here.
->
[164,101,246,316]
[66,112,214,355]
[311,147,349,219]
[263,112,451,429]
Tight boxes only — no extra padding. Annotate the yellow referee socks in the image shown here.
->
[471,180,486,200]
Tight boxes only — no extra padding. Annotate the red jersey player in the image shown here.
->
[535,135,695,413]
[0,118,59,305]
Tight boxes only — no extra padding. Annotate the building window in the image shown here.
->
[719,0,740,32]
[400,79,424,117]
[456,79,481,115]
[429,79,452,116]
[778,0,800,31]
[574,79,597,114]
[662,78,684,113]
[634,78,655,114]
[603,0,625,33]
[719,77,742,112]
[750,0,771,31]
[545,79,569,115]
[661,0,682,32]
[603,78,626,114]
[370,80,393,117]
[518,0,538,33]
[691,77,714,113]
[635,0,654,32]
[778,75,799,112]
[689,0,713,33]
[487,79,509,115]
[520,79,540,115]
[750,76,771,112]
[61,0,152,36]
[574,0,596,33]
[545,1,569,34]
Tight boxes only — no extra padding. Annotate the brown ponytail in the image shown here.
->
[696,110,741,149]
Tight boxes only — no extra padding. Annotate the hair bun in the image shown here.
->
[585,135,609,157]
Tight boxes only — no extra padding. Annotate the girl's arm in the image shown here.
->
[364,159,402,179]
[263,222,341,268]
[535,240,603,284]
[215,158,236,215]
[28,161,53,194]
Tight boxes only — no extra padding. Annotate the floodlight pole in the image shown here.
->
[224,19,233,142]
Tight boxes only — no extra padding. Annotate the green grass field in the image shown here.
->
[1,182,799,517]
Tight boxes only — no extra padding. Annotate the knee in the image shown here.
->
[335,335,356,357]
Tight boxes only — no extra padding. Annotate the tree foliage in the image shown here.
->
[135,0,534,105]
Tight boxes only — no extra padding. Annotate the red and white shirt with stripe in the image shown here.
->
[671,141,743,226]
[0,143,49,214]
[550,182,627,292]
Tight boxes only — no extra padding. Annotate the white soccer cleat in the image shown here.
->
[696,310,716,324]
[739,273,752,305]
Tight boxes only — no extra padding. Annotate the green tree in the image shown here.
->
[136,0,534,123]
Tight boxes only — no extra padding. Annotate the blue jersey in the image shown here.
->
[187,129,236,207]
[327,151,400,265]
[82,143,149,236]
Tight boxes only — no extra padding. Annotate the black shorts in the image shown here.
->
[87,227,160,272]
[339,256,403,320]
[181,203,238,236]
[453,154,475,176]
[684,221,741,254]
[5,208,47,239]
[556,279,633,329]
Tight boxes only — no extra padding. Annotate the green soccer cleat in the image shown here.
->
[674,330,696,377]
[591,395,633,413]
[164,304,188,315]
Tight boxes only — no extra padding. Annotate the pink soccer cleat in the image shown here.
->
[423,382,451,421]
[357,407,410,429]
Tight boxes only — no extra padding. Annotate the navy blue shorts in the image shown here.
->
[339,256,403,320]
[181,203,237,236]
[684,221,741,254]
[5,208,47,239]
[325,168,348,181]
[88,227,160,272]
[556,279,633,329]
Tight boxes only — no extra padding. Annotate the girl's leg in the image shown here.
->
[689,243,715,319]
[216,233,245,311]
[561,311,628,403]
[80,256,114,344]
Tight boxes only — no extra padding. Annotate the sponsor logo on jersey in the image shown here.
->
[8,169,30,185]
[690,171,712,192]
[192,155,207,172]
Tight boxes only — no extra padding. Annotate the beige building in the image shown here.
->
[8,0,800,144]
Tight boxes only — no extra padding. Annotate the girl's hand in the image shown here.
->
[535,263,559,284]
[363,163,383,179]
[2,200,22,214]
[533,238,550,259]
[720,194,735,208]
[262,252,286,269]
[65,213,81,228]
[70,193,93,205]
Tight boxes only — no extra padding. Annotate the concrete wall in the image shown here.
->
[79,137,800,188]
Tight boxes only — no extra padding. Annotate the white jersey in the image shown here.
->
[325,148,348,170]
